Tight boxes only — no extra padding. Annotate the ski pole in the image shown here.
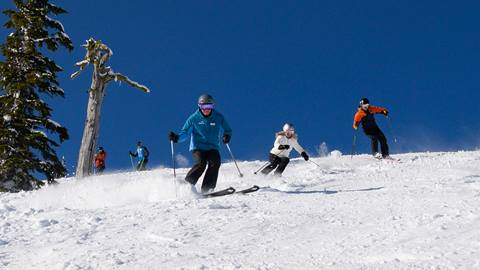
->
[254,149,286,175]
[129,154,135,171]
[386,116,398,143]
[170,140,176,178]
[351,131,357,159]
[254,161,271,175]
[170,140,178,198]
[225,143,244,177]
[309,159,321,168]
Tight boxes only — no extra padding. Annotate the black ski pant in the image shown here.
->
[185,149,221,193]
[95,165,105,174]
[261,153,290,176]
[364,128,389,157]
[137,158,148,171]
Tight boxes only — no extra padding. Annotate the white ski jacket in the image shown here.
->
[269,131,305,158]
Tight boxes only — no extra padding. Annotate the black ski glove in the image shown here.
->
[222,134,231,144]
[278,145,290,150]
[129,151,134,156]
[301,152,309,161]
[168,131,179,143]
[382,110,389,116]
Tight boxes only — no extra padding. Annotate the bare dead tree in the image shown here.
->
[72,38,150,178]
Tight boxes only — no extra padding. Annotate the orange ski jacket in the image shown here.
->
[353,106,388,129]
[94,151,106,168]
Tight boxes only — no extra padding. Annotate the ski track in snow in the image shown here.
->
[1,151,480,269]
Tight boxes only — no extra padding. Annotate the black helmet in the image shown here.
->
[359,98,370,106]
[198,94,215,104]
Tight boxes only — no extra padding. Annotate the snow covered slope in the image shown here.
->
[1,151,480,270]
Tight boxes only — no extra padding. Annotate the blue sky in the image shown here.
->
[2,1,479,174]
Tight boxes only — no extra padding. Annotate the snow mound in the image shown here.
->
[23,170,197,210]
[330,149,343,158]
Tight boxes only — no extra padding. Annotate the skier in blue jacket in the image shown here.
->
[129,141,149,171]
[169,94,232,193]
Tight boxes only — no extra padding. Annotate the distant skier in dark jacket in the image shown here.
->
[94,146,106,174]
[261,123,309,177]
[168,94,232,194]
[129,141,149,171]
[353,98,390,159]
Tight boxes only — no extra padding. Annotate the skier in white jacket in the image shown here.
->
[261,123,309,176]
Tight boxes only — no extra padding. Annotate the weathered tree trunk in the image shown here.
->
[72,38,150,178]
[75,66,106,178]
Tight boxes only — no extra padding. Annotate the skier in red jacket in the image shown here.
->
[353,98,390,159]
[94,146,106,174]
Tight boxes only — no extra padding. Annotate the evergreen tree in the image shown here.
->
[0,0,73,191]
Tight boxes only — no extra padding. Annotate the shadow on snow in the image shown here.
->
[260,186,384,195]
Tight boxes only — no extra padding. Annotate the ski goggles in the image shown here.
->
[198,103,214,110]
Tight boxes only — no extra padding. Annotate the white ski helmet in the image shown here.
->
[283,123,295,133]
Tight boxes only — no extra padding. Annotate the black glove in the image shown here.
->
[382,110,389,116]
[129,151,133,156]
[222,134,231,144]
[301,152,309,161]
[278,145,290,150]
[168,131,179,143]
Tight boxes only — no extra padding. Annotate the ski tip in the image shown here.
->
[236,185,260,194]
[201,187,236,198]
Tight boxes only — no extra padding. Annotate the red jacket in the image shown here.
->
[94,150,106,168]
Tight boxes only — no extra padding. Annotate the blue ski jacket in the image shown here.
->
[177,110,232,151]
[136,147,145,159]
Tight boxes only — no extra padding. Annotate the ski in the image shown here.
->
[374,156,401,162]
[236,185,260,194]
[201,187,236,198]
[199,185,260,198]
[199,185,260,199]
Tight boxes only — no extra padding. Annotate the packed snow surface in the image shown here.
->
[1,151,480,270]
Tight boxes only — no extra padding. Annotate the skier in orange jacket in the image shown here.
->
[94,146,107,174]
[353,98,390,159]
